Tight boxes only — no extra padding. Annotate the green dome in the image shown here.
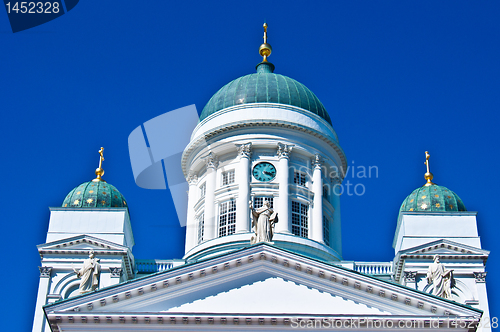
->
[199,63,332,125]
[62,181,127,208]
[400,184,466,213]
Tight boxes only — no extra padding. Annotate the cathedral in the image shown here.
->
[33,25,491,332]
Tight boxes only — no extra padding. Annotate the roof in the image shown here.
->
[199,62,332,125]
[400,184,466,213]
[62,180,128,208]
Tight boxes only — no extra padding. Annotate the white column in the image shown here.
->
[204,152,218,241]
[311,154,323,243]
[276,143,293,234]
[184,173,198,253]
[32,267,52,332]
[236,143,251,233]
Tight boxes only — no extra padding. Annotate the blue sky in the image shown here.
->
[1,1,498,329]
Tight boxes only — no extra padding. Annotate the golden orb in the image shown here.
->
[259,43,272,57]
[424,172,434,186]
[94,167,105,181]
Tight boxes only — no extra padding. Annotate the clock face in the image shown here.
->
[252,162,276,182]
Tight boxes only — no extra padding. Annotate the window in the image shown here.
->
[291,201,308,238]
[254,196,274,209]
[323,185,328,200]
[219,200,236,237]
[222,170,235,186]
[200,182,206,198]
[294,171,306,186]
[323,215,330,246]
[197,213,204,244]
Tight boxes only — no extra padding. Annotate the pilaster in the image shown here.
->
[32,267,52,332]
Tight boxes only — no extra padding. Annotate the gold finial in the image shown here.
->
[424,151,435,186]
[93,147,106,182]
[263,22,268,44]
[259,22,272,62]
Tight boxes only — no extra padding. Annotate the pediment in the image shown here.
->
[166,276,390,315]
[37,234,129,255]
[45,244,481,330]
[399,239,489,258]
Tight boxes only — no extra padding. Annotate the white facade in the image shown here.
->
[41,244,484,332]
[394,211,491,331]
[33,208,135,332]
[33,48,491,332]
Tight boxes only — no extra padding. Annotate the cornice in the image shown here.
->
[182,120,347,178]
[393,239,489,283]
[38,235,135,279]
[46,312,479,331]
[45,245,481,321]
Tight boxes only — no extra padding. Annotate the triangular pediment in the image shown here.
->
[166,276,390,315]
[45,244,481,330]
[37,234,129,254]
[399,239,489,258]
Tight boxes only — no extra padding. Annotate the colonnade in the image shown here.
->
[185,143,330,254]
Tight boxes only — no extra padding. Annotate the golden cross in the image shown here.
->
[98,147,104,169]
[263,23,268,44]
[93,147,106,182]
[425,151,430,173]
[423,150,435,186]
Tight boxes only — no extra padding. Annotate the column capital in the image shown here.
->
[312,154,322,168]
[205,152,219,169]
[473,271,487,283]
[39,266,52,278]
[277,142,293,159]
[403,271,417,282]
[186,171,198,185]
[236,142,252,158]
[109,267,123,278]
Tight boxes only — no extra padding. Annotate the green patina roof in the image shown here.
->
[400,184,466,213]
[62,181,127,208]
[199,62,332,125]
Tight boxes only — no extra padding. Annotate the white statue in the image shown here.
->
[426,255,453,299]
[250,200,278,244]
[73,250,101,294]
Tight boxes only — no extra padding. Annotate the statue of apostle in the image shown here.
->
[426,255,454,299]
[250,199,278,244]
[73,250,101,294]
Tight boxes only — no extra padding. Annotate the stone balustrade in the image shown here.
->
[353,262,393,276]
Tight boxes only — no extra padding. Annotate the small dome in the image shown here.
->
[62,181,127,208]
[199,63,332,125]
[400,184,466,213]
